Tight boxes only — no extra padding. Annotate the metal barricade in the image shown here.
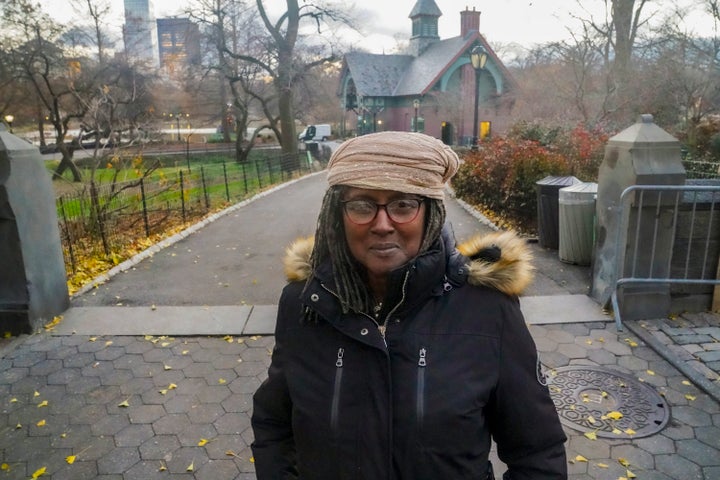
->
[611,184,720,330]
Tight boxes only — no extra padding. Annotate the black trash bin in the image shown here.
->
[536,175,580,249]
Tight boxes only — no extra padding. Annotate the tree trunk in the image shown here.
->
[53,143,82,181]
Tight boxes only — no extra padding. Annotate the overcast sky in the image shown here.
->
[43,0,717,54]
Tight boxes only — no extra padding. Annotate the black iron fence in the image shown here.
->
[57,152,312,284]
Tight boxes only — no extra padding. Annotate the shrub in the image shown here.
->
[453,137,568,233]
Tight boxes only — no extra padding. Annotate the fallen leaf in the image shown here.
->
[587,416,596,424]
[105,340,113,346]
[37,400,48,408]
[164,365,172,371]
[1,463,9,470]
[218,378,227,385]
[618,458,630,467]
[159,389,168,395]
[118,399,130,407]
[625,428,637,436]
[186,461,194,472]
[10,398,17,403]
[646,369,655,376]
[596,463,609,468]
[250,456,255,463]
[89,337,97,342]
[627,469,637,478]
[66,455,76,465]
[198,439,209,446]
[605,411,624,420]
[158,462,167,472]
[15,423,21,429]
[685,394,696,401]
[584,431,597,440]
[612,428,622,435]
[32,466,47,478]
[682,380,691,386]
[36,419,46,427]
[168,383,177,390]
[575,455,588,462]
[34,391,40,397]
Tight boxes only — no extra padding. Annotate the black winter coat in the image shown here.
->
[252,230,567,479]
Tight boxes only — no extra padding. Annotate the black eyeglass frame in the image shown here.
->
[341,198,424,225]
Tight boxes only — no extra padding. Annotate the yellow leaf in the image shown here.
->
[218,378,227,384]
[625,428,637,436]
[34,391,40,397]
[66,455,76,464]
[587,416,596,424]
[3,331,10,338]
[647,369,655,376]
[32,466,47,478]
[250,456,255,463]
[606,411,624,420]
[168,383,177,390]
[685,394,696,401]
[596,463,609,468]
[682,380,691,386]
[158,462,167,471]
[612,428,622,435]
[575,455,588,462]
[37,419,46,427]
[10,397,17,403]
[198,439,209,446]
[627,469,637,478]
[144,335,154,340]
[89,337,97,342]
[159,389,168,395]
[118,399,130,407]
[225,450,237,457]
[186,461,194,472]
[15,423,21,429]
[105,340,113,346]
[586,340,593,345]
[182,350,189,355]
[584,431,597,440]
[164,365,172,370]
[60,433,67,438]
[38,400,48,408]
[618,458,631,467]
[601,391,608,398]
[1,463,9,470]
[161,342,170,347]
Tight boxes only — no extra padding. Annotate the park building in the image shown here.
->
[338,0,517,145]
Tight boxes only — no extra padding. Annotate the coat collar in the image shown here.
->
[283,227,534,297]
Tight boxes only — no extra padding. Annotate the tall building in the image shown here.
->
[123,0,160,67]
[157,18,201,73]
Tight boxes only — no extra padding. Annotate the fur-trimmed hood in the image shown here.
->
[283,230,534,296]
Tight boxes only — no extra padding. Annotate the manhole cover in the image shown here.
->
[547,366,670,438]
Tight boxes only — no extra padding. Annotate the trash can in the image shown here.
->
[559,182,598,265]
[536,176,580,249]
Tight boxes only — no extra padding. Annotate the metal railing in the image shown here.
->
[611,183,720,330]
[57,153,311,289]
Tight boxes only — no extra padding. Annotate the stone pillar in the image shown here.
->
[0,124,68,334]
[590,115,686,320]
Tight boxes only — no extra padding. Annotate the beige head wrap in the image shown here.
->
[326,131,459,200]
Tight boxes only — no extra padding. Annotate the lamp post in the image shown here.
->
[412,99,420,132]
[4,114,14,133]
[470,45,488,150]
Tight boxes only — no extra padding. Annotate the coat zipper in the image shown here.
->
[330,347,344,433]
[417,347,427,431]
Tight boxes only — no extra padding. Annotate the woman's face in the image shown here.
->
[341,187,426,282]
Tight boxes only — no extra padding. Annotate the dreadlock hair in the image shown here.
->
[308,185,447,314]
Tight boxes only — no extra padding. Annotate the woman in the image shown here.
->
[251,132,567,479]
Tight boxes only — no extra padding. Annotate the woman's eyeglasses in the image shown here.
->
[341,198,423,225]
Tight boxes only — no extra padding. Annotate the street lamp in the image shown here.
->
[4,114,14,133]
[412,99,420,132]
[470,45,488,150]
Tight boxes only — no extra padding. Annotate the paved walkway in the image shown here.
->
[1,173,719,479]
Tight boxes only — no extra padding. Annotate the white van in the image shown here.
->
[298,124,331,142]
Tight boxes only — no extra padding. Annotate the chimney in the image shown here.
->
[460,6,480,37]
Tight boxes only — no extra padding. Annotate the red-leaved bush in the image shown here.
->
[452,123,609,234]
